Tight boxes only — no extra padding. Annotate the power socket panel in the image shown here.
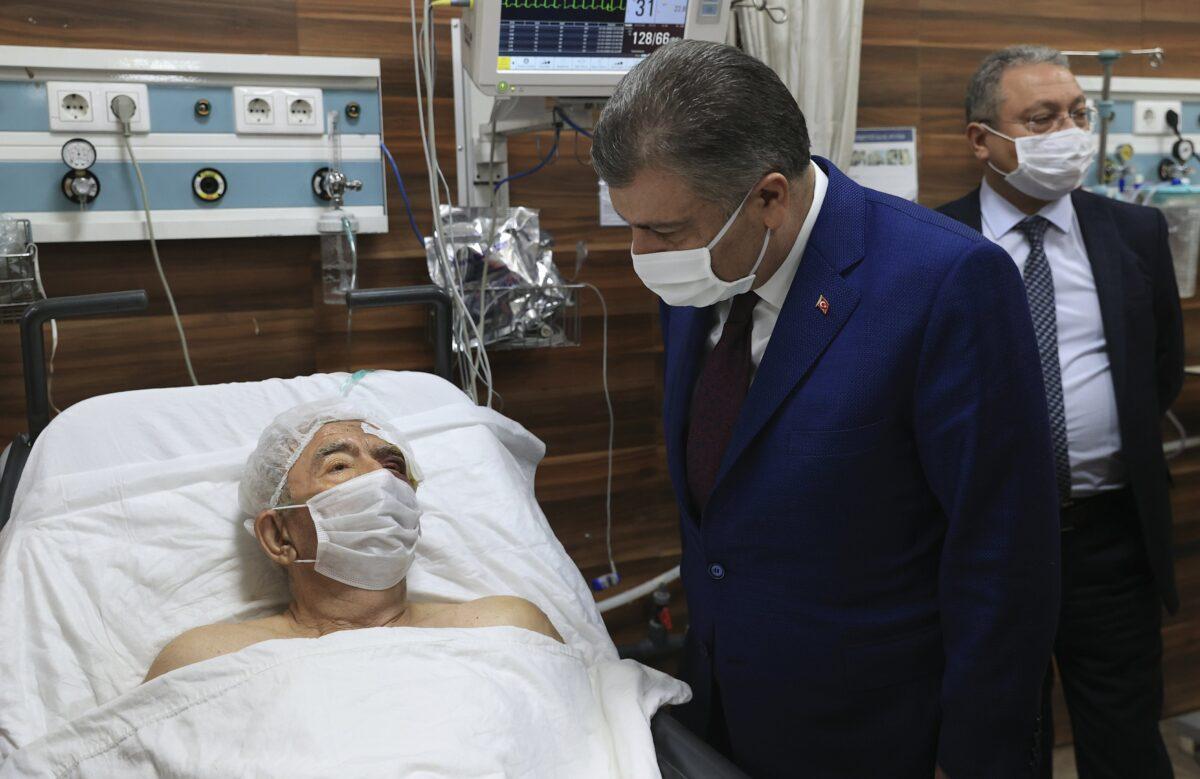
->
[234,86,324,135]
[47,81,151,133]
[1133,99,1183,135]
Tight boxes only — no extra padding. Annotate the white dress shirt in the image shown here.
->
[706,165,829,373]
[980,178,1125,496]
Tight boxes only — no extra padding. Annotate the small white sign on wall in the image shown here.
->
[598,180,629,227]
[847,127,919,201]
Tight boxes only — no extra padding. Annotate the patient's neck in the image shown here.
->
[285,576,411,636]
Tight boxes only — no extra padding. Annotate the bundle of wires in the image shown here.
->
[409,3,618,585]
[411,0,496,406]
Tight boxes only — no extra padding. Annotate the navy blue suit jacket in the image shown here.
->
[665,159,1061,778]
[939,187,1185,613]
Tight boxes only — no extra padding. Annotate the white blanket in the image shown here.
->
[0,626,682,778]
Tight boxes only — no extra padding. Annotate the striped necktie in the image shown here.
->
[1018,215,1072,502]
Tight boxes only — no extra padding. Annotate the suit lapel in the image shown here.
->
[712,159,864,492]
[1071,190,1128,403]
[663,303,713,520]
[949,188,983,233]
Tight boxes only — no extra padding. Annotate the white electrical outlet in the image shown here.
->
[99,85,151,133]
[58,90,93,123]
[234,86,323,135]
[233,87,277,133]
[1133,99,1183,135]
[47,81,149,133]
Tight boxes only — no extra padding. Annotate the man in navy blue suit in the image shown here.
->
[592,41,1061,778]
[939,46,1184,779]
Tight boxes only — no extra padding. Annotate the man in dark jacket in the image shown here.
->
[938,44,1185,779]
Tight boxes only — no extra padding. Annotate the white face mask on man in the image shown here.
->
[631,186,772,308]
[982,124,1097,201]
[276,468,422,591]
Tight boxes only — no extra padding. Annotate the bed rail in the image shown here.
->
[345,285,453,383]
[651,711,750,778]
[0,290,149,530]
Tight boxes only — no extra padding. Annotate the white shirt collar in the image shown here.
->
[755,164,829,310]
[979,176,1075,238]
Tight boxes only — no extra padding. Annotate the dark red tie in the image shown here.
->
[686,292,760,512]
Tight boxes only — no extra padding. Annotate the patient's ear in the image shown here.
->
[254,509,297,566]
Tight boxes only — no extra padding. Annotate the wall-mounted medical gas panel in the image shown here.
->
[1078,76,1200,189]
[0,46,386,242]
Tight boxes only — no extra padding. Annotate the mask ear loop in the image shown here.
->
[747,228,773,278]
[705,188,756,251]
[976,122,1020,177]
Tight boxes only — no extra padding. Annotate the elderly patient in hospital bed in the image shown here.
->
[0,374,688,777]
[145,398,561,682]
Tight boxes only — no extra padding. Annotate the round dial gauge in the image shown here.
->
[1174,138,1196,164]
[61,138,97,171]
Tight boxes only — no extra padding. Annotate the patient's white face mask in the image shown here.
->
[276,468,422,590]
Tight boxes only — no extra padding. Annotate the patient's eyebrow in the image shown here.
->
[371,442,406,461]
[312,440,357,471]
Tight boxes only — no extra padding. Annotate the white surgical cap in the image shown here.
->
[237,397,422,520]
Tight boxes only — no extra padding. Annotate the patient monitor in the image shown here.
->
[462,1,730,98]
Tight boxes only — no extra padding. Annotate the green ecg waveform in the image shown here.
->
[501,0,627,11]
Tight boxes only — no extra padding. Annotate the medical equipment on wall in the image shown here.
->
[1160,109,1198,183]
[1075,70,1200,299]
[1061,47,1164,186]
[453,2,732,210]
[0,45,388,391]
[461,0,730,99]
[0,46,386,242]
[315,111,364,305]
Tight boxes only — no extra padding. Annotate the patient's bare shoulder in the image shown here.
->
[143,618,286,682]
[447,596,563,643]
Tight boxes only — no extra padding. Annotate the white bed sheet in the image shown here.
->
[0,370,688,762]
[1,627,681,779]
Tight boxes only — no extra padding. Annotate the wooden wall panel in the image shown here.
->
[3,0,1197,716]
[861,0,1200,740]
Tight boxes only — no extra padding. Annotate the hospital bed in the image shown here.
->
[0,290,745,778]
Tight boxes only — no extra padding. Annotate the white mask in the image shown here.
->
[277,468,422,590]
[983,125,1097,201]
[631,186,772,308]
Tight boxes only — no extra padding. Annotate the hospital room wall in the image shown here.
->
[0,2,683,649]
[1,0,1199,716]
[856,0,1200,735]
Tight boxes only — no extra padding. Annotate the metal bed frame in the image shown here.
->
[0,287,747,779]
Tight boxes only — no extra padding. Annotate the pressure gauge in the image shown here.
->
[61,138,97,171]
[61,170,101,205]
[1173,137,1196,165]
[1116,143,1135,163]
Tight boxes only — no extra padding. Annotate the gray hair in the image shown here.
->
[966,45,1070,123]
[591,40,811,213]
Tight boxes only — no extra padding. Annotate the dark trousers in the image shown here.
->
[1039,488,1172,779]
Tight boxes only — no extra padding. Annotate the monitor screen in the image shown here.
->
[498,1,690,74]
